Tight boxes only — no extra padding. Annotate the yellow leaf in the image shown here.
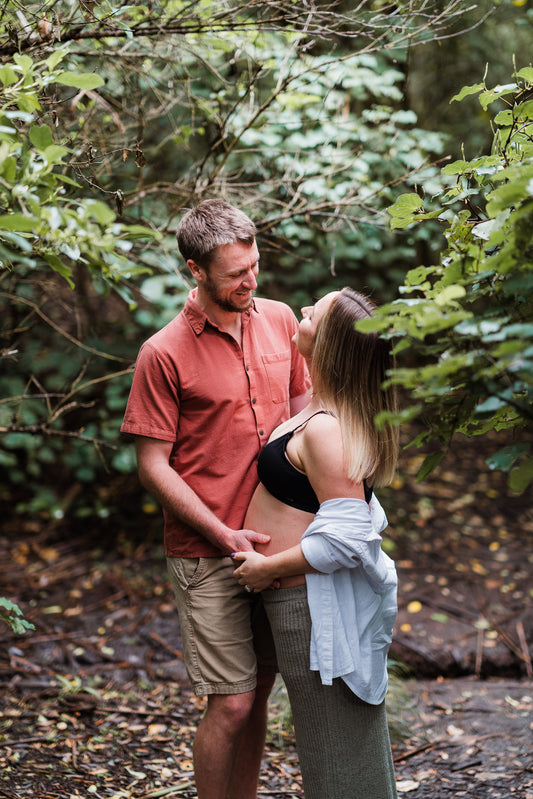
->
[36,546,60,563]
[407,600,423,613]
[64,605,83,617]
[148,723,168,736]
[43,605,62,614]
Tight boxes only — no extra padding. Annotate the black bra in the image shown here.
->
[257,411,372,513]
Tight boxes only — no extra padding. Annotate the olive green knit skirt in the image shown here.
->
[263,585,397,799]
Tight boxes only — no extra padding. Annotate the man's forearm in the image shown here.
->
[138,459,231,549]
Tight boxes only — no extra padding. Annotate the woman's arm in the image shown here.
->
[295,412,366,504]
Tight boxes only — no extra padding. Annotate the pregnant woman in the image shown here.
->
[232,288,399,799]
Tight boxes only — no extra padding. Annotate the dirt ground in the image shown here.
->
[0,428,532,797]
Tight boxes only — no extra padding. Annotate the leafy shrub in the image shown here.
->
[0,598,35,634]
[366,68,533,491]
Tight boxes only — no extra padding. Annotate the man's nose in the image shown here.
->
[242,269,257,290]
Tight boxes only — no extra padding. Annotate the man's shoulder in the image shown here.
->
[138,310,191,359]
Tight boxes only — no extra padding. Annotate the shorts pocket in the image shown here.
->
[170,557,208,590]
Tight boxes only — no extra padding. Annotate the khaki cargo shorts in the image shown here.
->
[167,556,277,696]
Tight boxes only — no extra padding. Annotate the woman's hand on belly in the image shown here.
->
[231,551,280,592]
[232,540,316,591]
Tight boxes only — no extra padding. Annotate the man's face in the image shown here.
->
[202,241,259,313]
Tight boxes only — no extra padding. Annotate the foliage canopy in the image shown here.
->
[368,68,533,492]
[0,0,530,526]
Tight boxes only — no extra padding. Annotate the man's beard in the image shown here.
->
[204,274,254,313]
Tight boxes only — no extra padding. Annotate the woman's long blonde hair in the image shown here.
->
[311,288,399,487]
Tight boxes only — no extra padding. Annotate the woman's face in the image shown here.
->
[293,291,339,358]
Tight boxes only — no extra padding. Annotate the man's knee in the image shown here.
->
[206,691,256,733]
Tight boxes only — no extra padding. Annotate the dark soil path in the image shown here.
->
[0,428,531,797]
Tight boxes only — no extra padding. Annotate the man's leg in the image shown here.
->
[226,668,277,799]
[167,558,275,797]
[193,690,256,799]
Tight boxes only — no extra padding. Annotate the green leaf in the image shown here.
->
[486,443,531,472]
[405,265,435,287]
[29,124,54,149]
[55,72,105,90]
[518,100,533,120]
[387,193,424,229]
[475,396,507,414]
[16,92,41,113]
[0,214,37,232]
[43,144,70,162]
[430,613,449,624]
[442,159,469,176]
[13,54,34,76]
[0,598,35,634]
[0,156,16,181]
[494,109,514,125]
[450,83,485,103]
[45,49,68,70]
[434,285,466,306]
[81,200,116,226]
[0,230,33,252]
[44,253,74,287]
[509,457,533,494]
[0,65,18,86]
[121,225,162,239]
[479,84,518,110]
[416,450,445,481]
[56,174,82,188]
[517,68,533,83]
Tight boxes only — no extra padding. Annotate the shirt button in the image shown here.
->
[252,398,256,404]
[259,430,264,436]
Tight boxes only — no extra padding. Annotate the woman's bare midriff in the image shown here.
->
[244,482,315,588]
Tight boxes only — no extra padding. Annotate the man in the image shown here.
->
[121,199,310,799]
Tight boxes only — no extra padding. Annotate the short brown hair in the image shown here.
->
[177,199,256,268]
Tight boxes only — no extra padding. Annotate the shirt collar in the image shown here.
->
[183,289,259,336]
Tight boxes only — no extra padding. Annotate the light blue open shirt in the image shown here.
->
[301,496,397,705]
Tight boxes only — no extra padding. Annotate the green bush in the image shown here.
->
[365,68,533,491]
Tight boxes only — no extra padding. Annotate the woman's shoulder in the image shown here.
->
[299,409,364,498]
[303,408,340,433]
[299,409,343,458]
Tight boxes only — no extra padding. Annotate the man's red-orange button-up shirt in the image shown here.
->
[121,291,311,557]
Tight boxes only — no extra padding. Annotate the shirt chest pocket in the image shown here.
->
[261,350,291,404]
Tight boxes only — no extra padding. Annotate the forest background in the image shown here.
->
[0,0,532,630]
[1,5,532,796]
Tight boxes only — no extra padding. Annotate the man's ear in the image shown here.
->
[187,259,205,283]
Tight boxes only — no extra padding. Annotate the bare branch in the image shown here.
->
[0,292,131,364]
[0,0,484,58]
